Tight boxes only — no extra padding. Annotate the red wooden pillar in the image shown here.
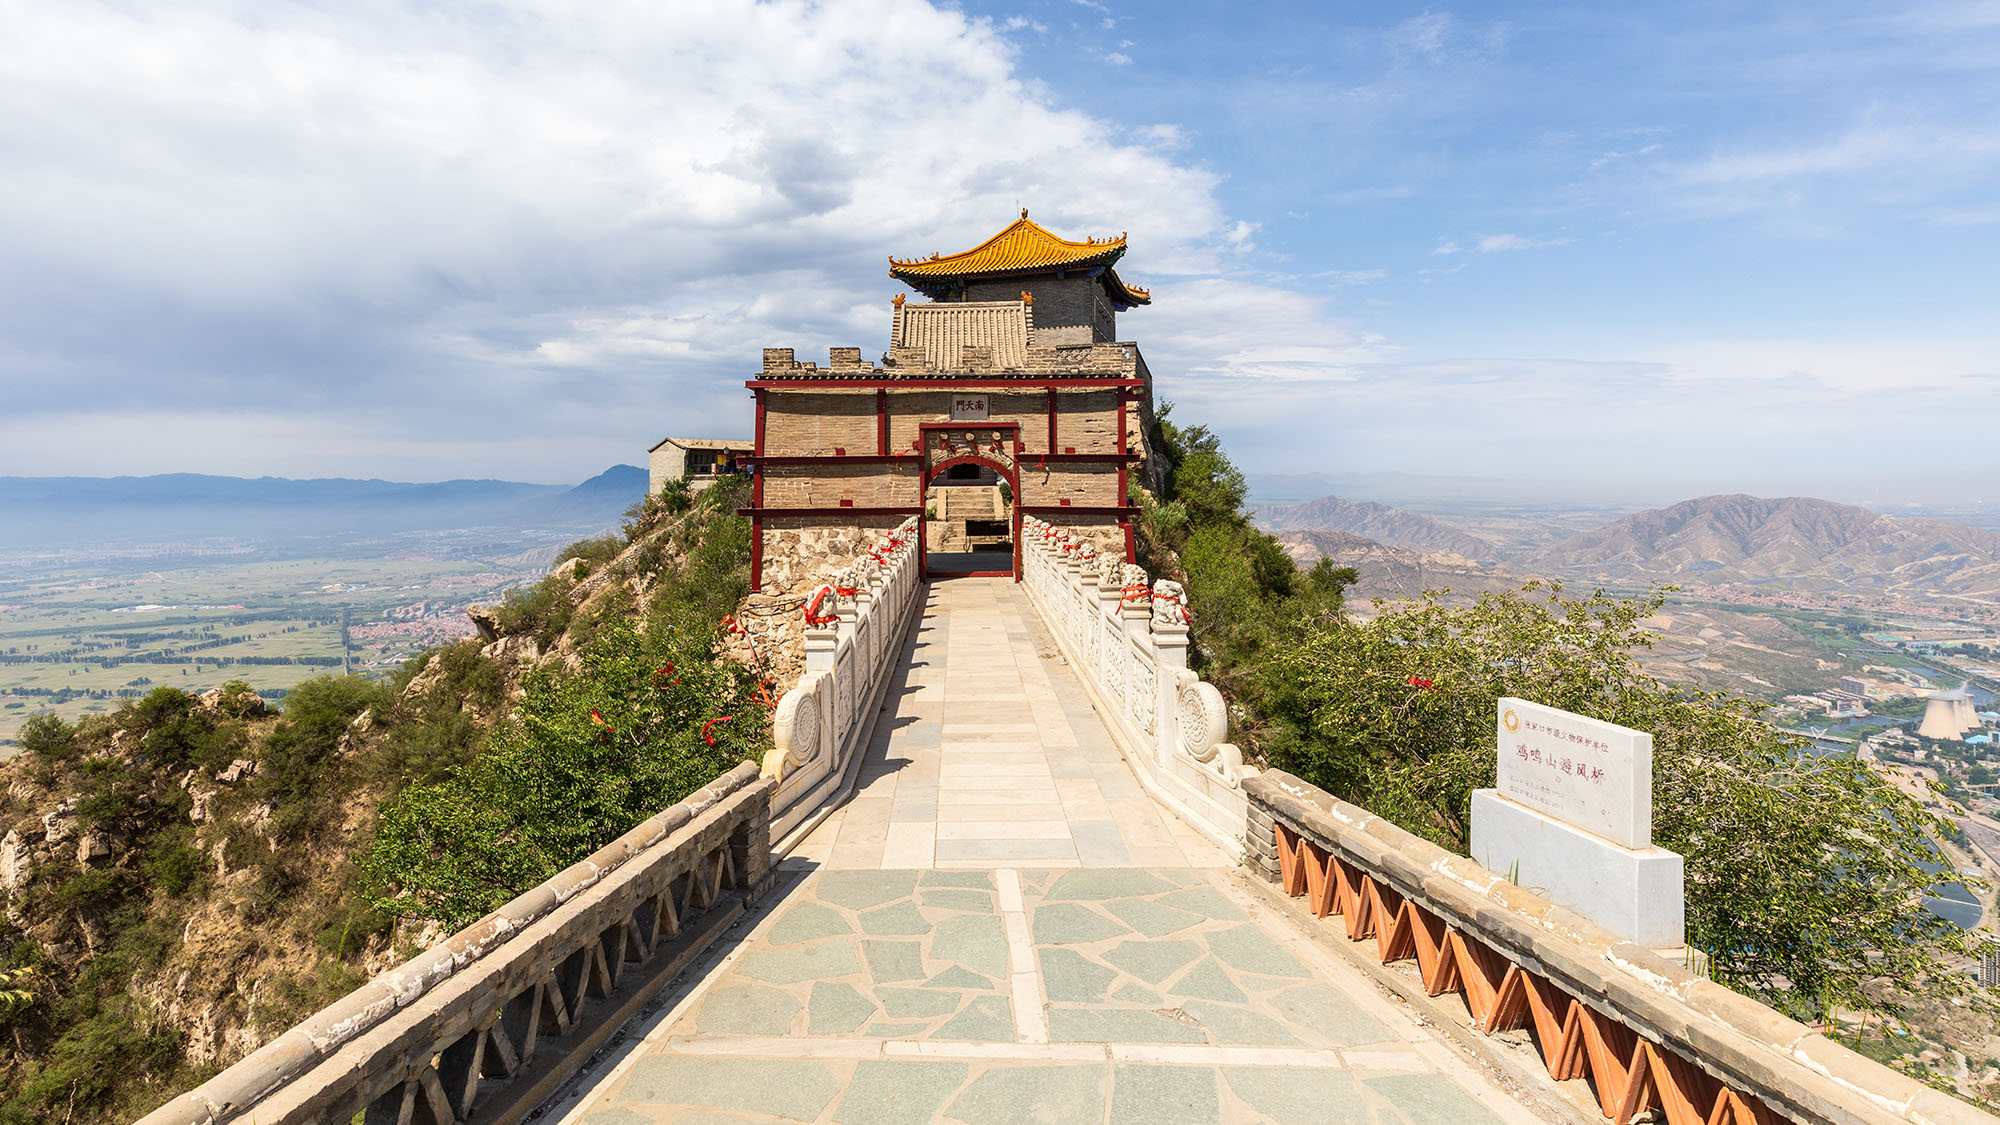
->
[751,388,767,591]
[876,387,888,456]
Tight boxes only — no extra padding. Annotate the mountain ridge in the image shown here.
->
[1251,495,1501,561]
[1522,493,2000,598]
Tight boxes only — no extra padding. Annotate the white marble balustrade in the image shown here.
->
[761,516,923,839]
[1016,516,1254,857]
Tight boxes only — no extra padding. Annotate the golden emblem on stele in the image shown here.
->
[1502,708,1520,733]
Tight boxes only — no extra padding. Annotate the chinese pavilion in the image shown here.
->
[746,212,1163,592]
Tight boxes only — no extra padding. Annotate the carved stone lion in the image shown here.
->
[1150,578,1189,626]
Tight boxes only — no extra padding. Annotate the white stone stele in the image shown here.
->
[1471,789,1686,948]
[1495,696,1649,849]
[1475,698,1685,949]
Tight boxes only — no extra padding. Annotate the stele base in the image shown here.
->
[1470,789,1685,949]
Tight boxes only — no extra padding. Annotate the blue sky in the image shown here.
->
[1,2,1996,505]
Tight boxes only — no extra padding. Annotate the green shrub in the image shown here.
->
[19,713,74,762]
[366,613,762,928]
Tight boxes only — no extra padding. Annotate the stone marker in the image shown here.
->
[1470,698,1685,948]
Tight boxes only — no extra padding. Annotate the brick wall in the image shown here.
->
[964,276,1113,341]
[763,391,877,454]
[760,462,919,508]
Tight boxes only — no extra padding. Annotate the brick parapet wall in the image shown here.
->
[1245,769,1997,1125]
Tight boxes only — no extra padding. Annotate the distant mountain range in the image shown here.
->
[1256,491,2000,602]
[1517,494,2000,598]
[0,465,649,551]
[1250,496,1501,561]
[1276,530,1526,603]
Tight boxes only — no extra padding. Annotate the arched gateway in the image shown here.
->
[746,212,1163,590]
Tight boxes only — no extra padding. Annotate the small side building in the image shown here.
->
[648,437,752,497]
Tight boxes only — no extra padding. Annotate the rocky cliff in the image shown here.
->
[0,478,757,1124]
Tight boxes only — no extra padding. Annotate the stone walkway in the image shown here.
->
[556,580,1551,1125]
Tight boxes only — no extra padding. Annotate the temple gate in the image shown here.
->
[746,212,1162,591]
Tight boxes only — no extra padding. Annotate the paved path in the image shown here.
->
[558,580,1550,1124]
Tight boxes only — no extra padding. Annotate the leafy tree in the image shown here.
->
[365,613,763,928]
[1130,404,1355,751]
[1266,582,1977,1022]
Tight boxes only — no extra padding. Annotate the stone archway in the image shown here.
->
[919,425,1020,580]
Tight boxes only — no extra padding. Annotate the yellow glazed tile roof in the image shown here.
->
[890,211,1151,305]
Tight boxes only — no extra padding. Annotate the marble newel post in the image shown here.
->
[803,618,838,676]
[1094,564,1123,635]
[1151,618,1188,770]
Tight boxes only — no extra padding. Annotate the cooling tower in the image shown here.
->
[1918,689,1973,740]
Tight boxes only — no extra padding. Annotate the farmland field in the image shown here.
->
[0,549,557,750]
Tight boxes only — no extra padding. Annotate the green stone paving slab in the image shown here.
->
[1103,896,1202,937]
[1365,1074,1505,1124]
[880,986,960,1018]
[1049,1006,1207,1044]
[693,983,800,1037]
[1222,1067,1371,1125]
[1040,947,1116,1002]
[1110,1064,1220,1125]
[932,994,1014,1040]
[1032,902,1130,945]
[807,981,877,1035]
[1181,999,1303,1046]
[834,1060,969,1125]
[617,1057,838,1122]
[1271,983,1394,1046]
[945,1064,1107,1125]
[859,900,930,935]
[1043,869,1176,900]
[1206,925,1309,978]
[931,914,1010,978]
[734,939,860,984]
[923,966,997,990]
[1168,957,1248,1004]
[921,888,995,911]
[862,939,926,983]
[1017,871,1056,893]
[1156,886,1246,921]
[766,901,851,946]
[1112,982,1162,1006]
[1237,973,1301,993]
[660,1112,763,1125]
[920,870,994,889]
[816,870,919,910]
[1102,938,1202,984]
[866,1021,935,1037]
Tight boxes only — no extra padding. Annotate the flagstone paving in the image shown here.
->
[556,580,1553,1124]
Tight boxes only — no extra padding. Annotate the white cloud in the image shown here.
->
[1103,51,1133,66]
[0,0,1237,478]
[1472,233,1570,252]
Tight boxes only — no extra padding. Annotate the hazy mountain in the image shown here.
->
[1521,494,2000,598]
[1252,496,1502,562]
[1277,529,1528,604]
[0,466,648,551]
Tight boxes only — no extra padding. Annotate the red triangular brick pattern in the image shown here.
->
[1271,824,1785,1124]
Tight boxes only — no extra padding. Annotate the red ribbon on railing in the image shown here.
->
[804,584,858,627]
[1119,585,1152,602]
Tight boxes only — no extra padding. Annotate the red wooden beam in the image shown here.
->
[745,377,1144,389]
[738,505,924,517]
